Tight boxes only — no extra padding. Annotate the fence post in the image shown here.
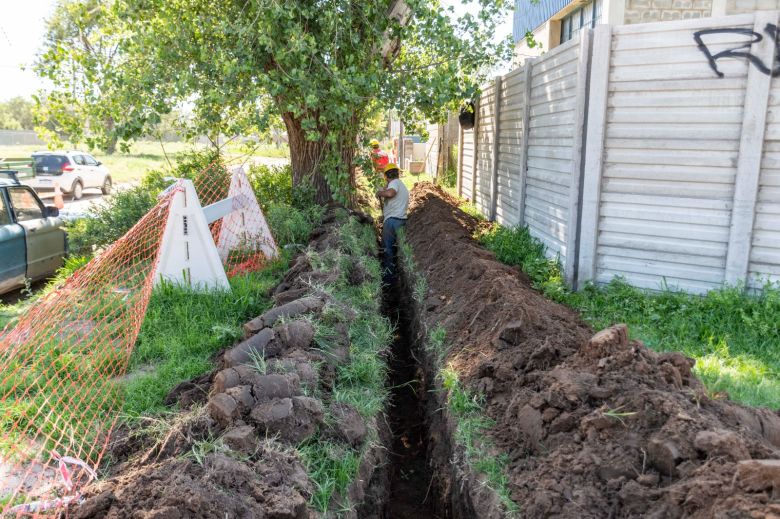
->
[724,11,777,286]
[471,98,480,202]
[457,121,464,197]
[490,75,503,221]
[517,61,534,227]
[564,29,593,287]
[577,24,612,289]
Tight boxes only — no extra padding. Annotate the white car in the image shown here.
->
[31,151,112,200]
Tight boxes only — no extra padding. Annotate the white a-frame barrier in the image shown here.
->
[154,165,279,291]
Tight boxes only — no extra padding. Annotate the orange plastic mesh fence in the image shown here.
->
[0,161,276,516]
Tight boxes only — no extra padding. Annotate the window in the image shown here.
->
[560,0,603,44]
[0,191,10,225]
[33,155,69,174]
[73,155,86,166]
[8,187,44,222]
[84,155,99,166]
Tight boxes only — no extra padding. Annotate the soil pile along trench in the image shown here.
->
[401,182,780,518]
[382,282,440,519]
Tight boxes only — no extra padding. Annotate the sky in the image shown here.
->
[0,0,57,101]
[0,0,514,102]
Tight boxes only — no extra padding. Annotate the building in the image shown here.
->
[513,0,780,63]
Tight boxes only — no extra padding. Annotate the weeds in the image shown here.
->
[602,406,638,427]
[293,210,393,513]
[440,367,519,516]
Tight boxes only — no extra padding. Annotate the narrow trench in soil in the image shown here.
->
[381,281,441,519]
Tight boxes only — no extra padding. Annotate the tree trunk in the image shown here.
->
[104,116,117,155]
[283,112,334,204]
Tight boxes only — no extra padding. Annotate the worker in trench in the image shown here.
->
[376,163,409,286]
[369,139,390,173]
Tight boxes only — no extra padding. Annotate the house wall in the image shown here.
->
[623,0,714,24]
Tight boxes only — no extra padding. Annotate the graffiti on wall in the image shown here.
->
[694,24,780,77]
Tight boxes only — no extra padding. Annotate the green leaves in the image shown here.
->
[37,0,513,199]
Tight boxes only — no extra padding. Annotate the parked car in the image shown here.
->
[31,151,112,200]
[0,171,67,296]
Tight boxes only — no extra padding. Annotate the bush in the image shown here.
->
[141,148,225,193]
[66,186,158,256]
[265,203,324,248]
[248,163,316,210]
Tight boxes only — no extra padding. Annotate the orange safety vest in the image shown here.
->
[371,149,389,169]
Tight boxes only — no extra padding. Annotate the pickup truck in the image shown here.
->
[0,171,66,295]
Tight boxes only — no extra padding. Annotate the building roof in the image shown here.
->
[514,0,570,41]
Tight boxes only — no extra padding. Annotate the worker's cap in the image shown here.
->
[383,163,399,174]
[369,139,380,148]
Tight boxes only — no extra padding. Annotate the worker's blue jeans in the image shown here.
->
[382,217,407,285]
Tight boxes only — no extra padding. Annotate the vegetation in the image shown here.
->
[476,222,780,409]
[37,0,512,202]
[123,261,289,417]
[0,97,35,131]
[440,367,518,516]
[297,213,393,513]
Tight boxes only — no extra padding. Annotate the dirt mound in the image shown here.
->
[405,183,780,518]
[69,208,388,518]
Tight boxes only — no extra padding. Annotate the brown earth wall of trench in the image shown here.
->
[398,182,780,519]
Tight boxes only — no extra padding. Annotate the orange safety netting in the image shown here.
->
[0,161,276,516]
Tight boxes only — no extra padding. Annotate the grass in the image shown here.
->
[295,212,393,515]
[440,367,519,516]
[122,260,289,417]
[0,140,289,184]
[475,222,780,410]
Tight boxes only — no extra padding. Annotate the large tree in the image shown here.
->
[38,0,512,201]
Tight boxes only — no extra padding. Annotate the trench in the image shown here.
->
[381,280,441,519]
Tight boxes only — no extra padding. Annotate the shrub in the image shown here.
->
[248,163,316,210]
[65,186,157,256]
[266,203,325,248]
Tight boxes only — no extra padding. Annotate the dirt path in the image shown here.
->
[383,284,439,519]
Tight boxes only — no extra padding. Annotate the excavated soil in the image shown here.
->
[403,183,780,518]
[66,208,391,519]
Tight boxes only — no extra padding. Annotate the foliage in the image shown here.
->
[34,0,163,153]
[65,185,157,255]
[476,222,780,409]
[0,97,35,131]
[247,163,316,211]
[38,0,513,201]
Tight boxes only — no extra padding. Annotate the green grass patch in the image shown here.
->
[475,222,780,409]
[440,366,519,516]
[295,212,393,514]
[122,260,288,417]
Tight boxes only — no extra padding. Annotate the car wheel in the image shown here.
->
[101,177,113,195]
[71,181,83,200]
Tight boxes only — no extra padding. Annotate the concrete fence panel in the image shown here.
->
[458,11,780,293]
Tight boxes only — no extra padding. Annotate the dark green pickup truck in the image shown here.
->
[0,171,66,295]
